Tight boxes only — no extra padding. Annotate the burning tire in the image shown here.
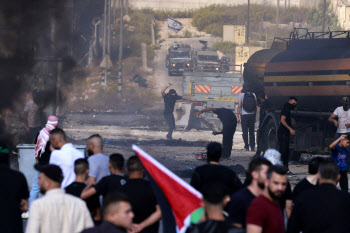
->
[262,118,279,151]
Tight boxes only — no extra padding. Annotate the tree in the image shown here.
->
[307,0,338,28]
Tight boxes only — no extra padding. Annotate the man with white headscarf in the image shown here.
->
[23,116,59,218]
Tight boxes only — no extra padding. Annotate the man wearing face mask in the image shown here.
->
[278,97,297,173]
[161,83,195,140]
[329,97,350,138]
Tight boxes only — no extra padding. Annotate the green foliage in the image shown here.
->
[307,0,338,28]
[192,4,308,37]
[213,42,237,54]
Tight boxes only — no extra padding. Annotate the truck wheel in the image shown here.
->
[168,69,172,76]
[262,119,278,151]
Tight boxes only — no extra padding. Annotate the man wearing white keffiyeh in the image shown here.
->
[23,116,58,218]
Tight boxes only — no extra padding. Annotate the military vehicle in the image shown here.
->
[192,40,230,73]
[166,42,192,76]
[244,28,350,159]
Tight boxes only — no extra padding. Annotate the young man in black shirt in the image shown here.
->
[190,142,242,196]
[0,144,29,233]
[196,108,237,159]
[278,97,297,173]
[255,94,272,157]
[81,153,126,200]
[229,158,271,228]
[121,156,161,233]
[288,160,350,233]
[292,157,324,201]
[161,83,195,140]
[66,158,101,224]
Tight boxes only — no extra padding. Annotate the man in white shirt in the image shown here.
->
[86,134,110,187]
[26,164,93,233]
[49,128,84,188]
[237,83,257,151]
[329,97,350,138]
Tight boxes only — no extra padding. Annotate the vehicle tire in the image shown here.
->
[262,119,279,151]
[168,69,172,76]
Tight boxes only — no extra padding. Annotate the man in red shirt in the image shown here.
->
[246,165,288,233]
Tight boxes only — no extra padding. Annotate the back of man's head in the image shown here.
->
[202,183,227,206]
[318,160,339,182]
[0,144,10,165]
[308,157,325,175]
[206,142,222,163]
[126,155,143,174]
[87,134,103,150]
[74,158,89,175]
[110,153,125,171]
[267,165,288,179]
[50,128,67,142]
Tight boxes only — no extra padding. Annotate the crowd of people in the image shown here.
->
[2,113,350,233]
[1,88,350,233]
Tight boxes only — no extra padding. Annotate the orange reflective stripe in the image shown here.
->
[232,86,242,94]
[195,85,211,93]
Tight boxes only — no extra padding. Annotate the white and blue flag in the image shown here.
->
[168,16,183,32]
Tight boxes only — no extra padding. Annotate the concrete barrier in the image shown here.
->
[17,144,86,191]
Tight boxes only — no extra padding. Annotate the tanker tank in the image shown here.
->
[243,29,350,155]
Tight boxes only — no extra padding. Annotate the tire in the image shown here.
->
[262,119,279,151]
[168,69,172,76]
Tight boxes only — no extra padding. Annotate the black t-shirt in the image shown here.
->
[163,93,182,114]
[292,178,316,201]
[0,165,29,233]
[213,108,237,128]
[190,164,242,196]
[259,99,272,123]
[65,182,100,216]
[34,133,52,165]
[279,103,292,134]
[279,181,292,210]
[186,220,245,233]
[228,187,256,227]
[288,184,350,233]
[120,179,159,233]
[94,174,127,198]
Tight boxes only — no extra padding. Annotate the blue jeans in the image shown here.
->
[29,171,40,208]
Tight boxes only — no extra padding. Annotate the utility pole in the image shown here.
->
[117,0,124,98]
[102,0,107,89]
[322,0,326,33]
[247,0,250,44]
[276,0,280,26]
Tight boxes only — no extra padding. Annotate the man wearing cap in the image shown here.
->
[161,83,195,140]
[26,164,93,233]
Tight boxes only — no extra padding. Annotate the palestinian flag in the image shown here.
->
[133,145,203,233]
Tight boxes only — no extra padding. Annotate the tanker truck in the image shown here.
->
[244,28,350,159]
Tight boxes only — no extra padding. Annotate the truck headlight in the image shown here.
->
[215,67,219,70]
[186,63,190,66]
[172,64,175,67]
